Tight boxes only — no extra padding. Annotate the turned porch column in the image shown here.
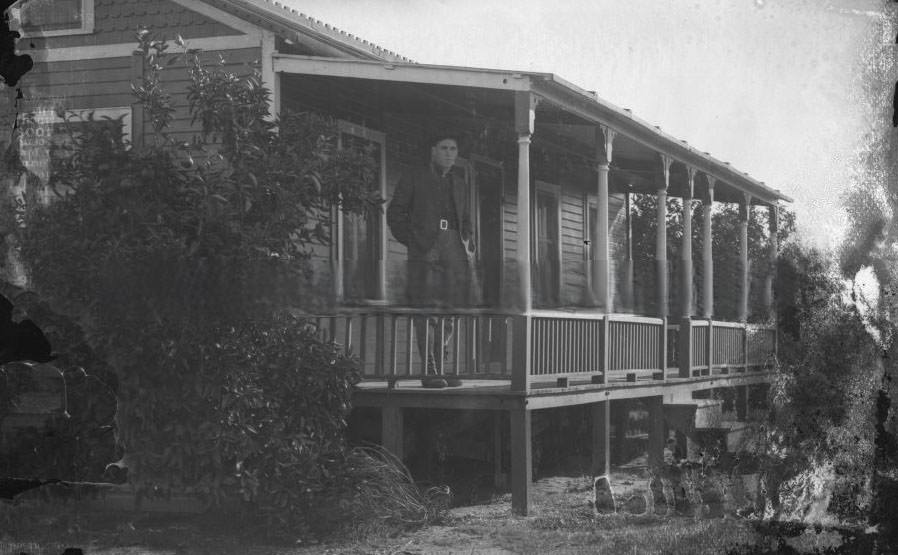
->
[593,125,616,311]
[623,189,635,311]
[515,93,536,313]
[656,155,672,318]
[738,193,752,322]
[681,167,695,318]
[702,177,715,319]
[764,204,778,321]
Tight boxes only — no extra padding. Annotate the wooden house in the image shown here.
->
[3,0,790,515]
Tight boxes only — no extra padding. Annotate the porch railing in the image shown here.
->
[675,318,777,377]
[311,308,776,390]
[313,308,516,380]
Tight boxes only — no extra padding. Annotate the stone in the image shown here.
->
[593,475,616,514]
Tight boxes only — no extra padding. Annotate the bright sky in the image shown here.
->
[288,0,894,250]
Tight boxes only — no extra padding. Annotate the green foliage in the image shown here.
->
[10,30,379,533]
[628,194,789,319]
[766,240,879,520]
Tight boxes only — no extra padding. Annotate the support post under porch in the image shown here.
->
[381,406,404,463]
[591,400,611,476]
[510,406,532,516]
[646,396,666,468]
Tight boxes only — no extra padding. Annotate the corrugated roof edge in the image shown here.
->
[199,0,413,63]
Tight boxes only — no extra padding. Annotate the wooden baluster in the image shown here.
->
[405,316,414,376]
[467,316,474,374]
[453,316,461,377]
[344,317,353,355]
[438,317,445,375]
[475,316,482,375]
[389,314,398,377]
[424,317,432,376]
[359,314,368,375]
[374,313,385,377]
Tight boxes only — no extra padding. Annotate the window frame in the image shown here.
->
[11,0,96,38]
[17,106,132,192]
[333,120,387,304]
[532,180,562,306]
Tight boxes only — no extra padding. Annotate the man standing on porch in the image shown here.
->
[387,133,475,388]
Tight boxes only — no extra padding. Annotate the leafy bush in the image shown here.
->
[8,30,380,534]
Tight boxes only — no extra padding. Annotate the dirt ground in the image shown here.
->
[1,469,863,555]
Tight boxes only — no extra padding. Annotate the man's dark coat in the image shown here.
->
[386,164,473,253]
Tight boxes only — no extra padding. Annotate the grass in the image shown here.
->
[0,472,873,554]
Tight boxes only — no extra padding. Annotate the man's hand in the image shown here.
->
[461,236,476,257]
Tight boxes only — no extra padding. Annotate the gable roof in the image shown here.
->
[199,0,412,62]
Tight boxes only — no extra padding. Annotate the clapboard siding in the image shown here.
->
[23,0,242,50]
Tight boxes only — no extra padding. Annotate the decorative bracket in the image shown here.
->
[740,192,753,222]
[599,125,616,165]
[514,92,539,135]
[659,154,672,191]
[704,175,716,204]
[686,166,697,199]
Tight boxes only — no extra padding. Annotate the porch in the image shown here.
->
[314,308,776,389]
[273,54,789,516]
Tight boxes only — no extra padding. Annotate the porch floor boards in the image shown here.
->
[353,369,773,410]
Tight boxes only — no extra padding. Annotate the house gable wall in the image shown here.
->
[17,0,245,49]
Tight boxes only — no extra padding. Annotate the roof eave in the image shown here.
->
[532,75,791,205]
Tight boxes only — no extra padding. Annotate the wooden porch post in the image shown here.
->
[593,126,616,311]
[512,92,535,393]
[623,189,635,311]
[681,168,695,318]
[381,406,404,462]
[657,155,672,318]
[678,168,695,378]
[738,194,752,322]
[510,406,532,515]
[702,177,715,319]
[764,204,778,321]
[612,401,628,465]
[591,401,611,476]
[514,91,535,313]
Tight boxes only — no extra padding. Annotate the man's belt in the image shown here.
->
[439,218,458,231]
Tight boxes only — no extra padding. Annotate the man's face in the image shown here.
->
[431,138,458,171]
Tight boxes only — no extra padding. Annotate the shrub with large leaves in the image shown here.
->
[12,31,377,529]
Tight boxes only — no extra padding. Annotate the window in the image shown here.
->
[12,0,95,37]
[17,106,132,193]
[469,155,504,306]
[533,181,561,307]
[334,121,386,302]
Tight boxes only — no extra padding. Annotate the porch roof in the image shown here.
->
[273,54,792,206]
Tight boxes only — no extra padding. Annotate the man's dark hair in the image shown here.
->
[428,132,461,148]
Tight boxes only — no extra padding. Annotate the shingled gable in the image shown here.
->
[197,0,412,62]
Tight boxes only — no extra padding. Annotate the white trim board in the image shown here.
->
[26,34,261,63]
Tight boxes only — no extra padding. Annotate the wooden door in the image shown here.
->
[533,182,561,307]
